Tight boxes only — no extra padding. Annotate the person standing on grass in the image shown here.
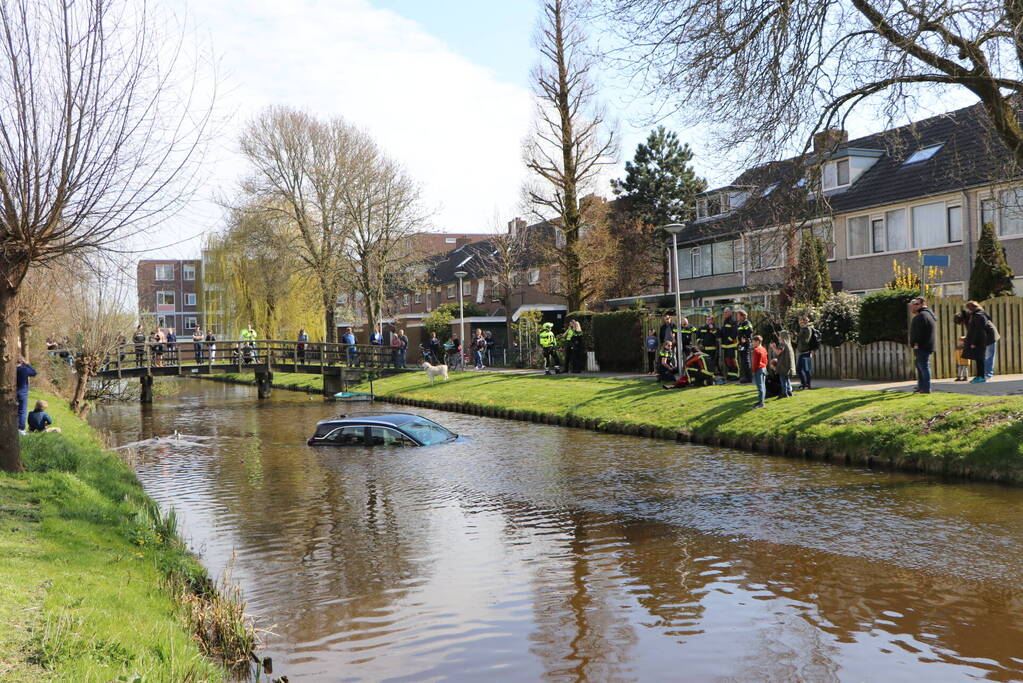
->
[773,330,796,398]
[795,316,818,390]
[736,310,754,384]
[963,301,989,383]
[16,357,36,435]
[984,312,999,380]
[645,328,659,374]
[751,335,768,408]
[659,314,677,346]
[909,297,937,394]
[472,328,487,370]
[677,317,696,352]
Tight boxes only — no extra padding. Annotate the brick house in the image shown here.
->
[137,259,203,333]
[625,102,1023,310]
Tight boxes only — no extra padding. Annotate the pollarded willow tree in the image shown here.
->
[598,0,1023,166]
[524,0,618,312]
[0,0,212,472]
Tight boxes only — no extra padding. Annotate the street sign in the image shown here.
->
[922,254,950,267]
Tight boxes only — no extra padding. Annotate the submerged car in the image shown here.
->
[307,412,458,447]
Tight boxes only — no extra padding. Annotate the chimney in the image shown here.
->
[508,217,526,237]
[812,128,848,154]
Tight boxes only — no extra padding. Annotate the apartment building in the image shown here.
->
[661,102,1023,308]
[137,259,203,332]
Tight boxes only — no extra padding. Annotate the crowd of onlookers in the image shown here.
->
[913,297,999,393]
[648,307,821,408]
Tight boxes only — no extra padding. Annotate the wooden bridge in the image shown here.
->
[97,339,411,402]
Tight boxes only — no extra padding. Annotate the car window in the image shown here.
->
[324,426,365,445]
[368,427,416,447]
[401,418,456,446]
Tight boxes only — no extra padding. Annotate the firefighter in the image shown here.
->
[696,315,719,376]
[663,345,714,389]
[735,309,755,383]
[719,307,740,381]
[657,340,677,383]
[677,317,697,351]
[539,322,561,375]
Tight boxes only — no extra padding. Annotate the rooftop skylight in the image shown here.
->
[903,144,943,165]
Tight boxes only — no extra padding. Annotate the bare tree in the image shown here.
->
[340,152,428,336]
[524,0,617,312]
[477,220,533,343]
[0,0,212,472]
[239,108,368,343]
[598,0,1023,167]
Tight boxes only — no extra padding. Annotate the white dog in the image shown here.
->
[421,360,449,383]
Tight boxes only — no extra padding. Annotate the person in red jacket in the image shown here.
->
[751,335,768,408]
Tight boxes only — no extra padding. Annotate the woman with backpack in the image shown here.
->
[796,316,820,390]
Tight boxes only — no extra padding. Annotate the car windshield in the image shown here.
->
[400,418,456,446]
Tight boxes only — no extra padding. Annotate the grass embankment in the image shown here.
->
[205,371,324,394]
[0,393,254,682]
[201,370,1023,482]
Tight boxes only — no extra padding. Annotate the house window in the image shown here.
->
[696,198,707,219]
[811,222,836,259]
[911,201,946,248]
[871,219,885,254]
[156,291,175,306]
[184,316,197,330]
[947,205,962,243]
[885,209,907,251]
[528,268,540,285]
[837,159,850,186]
[447,284,455,298]
[183,264,196,280]
[848,216,870,256]
[733,237,745,271]
[700,244,713,276]
[185,293,196,306]
[712,240,734,274]
[155,264,174,280]
[677,246,693,280]
[998,188,1023,236]
[402,294,410,306]
[462,280,472,295]
[706,195,723,216]
[690,247,701,276]
[445,237,457,243]
[414,292,421,303]
[931,281,965,297]
[981,198,996,228]
[823,159,850,190]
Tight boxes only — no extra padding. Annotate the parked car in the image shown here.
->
[307,412,458,447]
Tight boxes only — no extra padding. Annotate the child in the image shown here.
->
[645,328,659,374]
[751,335,768,408]
[774,330,796,398]
[955,336,970,381]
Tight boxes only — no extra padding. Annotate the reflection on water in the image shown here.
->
[91,381,1023,681]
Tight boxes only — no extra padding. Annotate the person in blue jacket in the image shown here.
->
[16,357,36,434]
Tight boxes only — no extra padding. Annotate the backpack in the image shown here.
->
[806,327,821,351]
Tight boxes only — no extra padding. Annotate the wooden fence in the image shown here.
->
[812,341,914,381]
[929,296,1023,379]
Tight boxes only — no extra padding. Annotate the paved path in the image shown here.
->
[474,367,1023,396]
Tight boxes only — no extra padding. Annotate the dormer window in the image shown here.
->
[903,144,942,165]
[697,194,729,219]
[823,158,850,190]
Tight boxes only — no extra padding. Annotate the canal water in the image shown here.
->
[91,381,1023,681]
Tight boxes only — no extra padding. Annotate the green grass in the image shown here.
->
[208,371,323,393]
[0,393,236,682]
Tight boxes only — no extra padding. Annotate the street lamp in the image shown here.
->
[454,270,468,368]
[663,223,687,373]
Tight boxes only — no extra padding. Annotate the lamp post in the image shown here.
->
[663,223,687,372]
[454,270,467,368]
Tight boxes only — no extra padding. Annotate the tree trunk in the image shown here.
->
[69,358,92,415]
[323,292,336,343]
[0,285,23,473]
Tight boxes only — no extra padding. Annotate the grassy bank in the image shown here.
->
[204,371,324,394]
[0,393,253,681]
[199,370,1023,482]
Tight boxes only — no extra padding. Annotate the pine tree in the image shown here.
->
[969,222,1015,301]
[791,233,831,306]
[611,126,706,289]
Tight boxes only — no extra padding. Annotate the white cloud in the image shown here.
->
[155,0,533,258]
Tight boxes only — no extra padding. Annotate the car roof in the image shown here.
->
[317,412,422,427]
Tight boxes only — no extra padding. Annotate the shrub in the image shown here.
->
[422,308,454,340]
[819,292,861,346]
[969,222,1015,300]
[432,301,487,318]
[591,310,645,371]
[858,288,918,344]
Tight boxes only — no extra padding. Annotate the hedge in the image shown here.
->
[858,288,917,344]
[592,310,645,371]
[566,311,594,350]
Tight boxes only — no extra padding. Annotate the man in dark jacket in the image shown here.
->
[909,297,937,393]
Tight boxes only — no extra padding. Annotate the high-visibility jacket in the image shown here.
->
[539,330,557,348]
[240,328,257,342]
[684,352,714,379]
[719,318,738,348]
[696,324,719,350]
[677,325,697,350]
[736,320,754,348]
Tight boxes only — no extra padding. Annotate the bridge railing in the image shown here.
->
[99,339,407,376]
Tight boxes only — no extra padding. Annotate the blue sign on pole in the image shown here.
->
[922,254,950,267]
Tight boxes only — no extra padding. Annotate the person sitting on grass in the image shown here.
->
[27,400,60,433]
[765,358,782,399]
[656,340,677,383]
[663,346,714,389]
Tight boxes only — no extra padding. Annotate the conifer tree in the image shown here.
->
[790,233,831,306]
[969,222,1015,301]
[611,126,706,289]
